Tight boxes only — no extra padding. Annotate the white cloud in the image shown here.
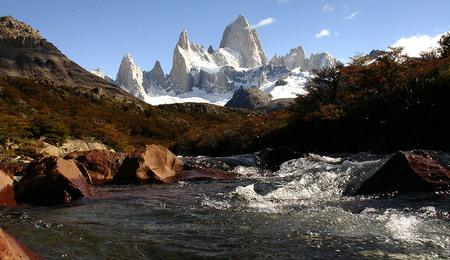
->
[277,0,289,4]
[323,4,334,12]
[250,18,276,29]
[391,33,445,57]
[344,10,362,20]
[315,29,330,38]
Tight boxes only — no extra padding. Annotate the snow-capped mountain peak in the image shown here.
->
[92,15,338,108]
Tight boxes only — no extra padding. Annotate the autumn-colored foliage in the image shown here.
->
[1,34,449,158]
[286,35,450,153]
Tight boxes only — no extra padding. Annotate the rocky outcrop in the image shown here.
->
[113,144,184,184]
[0,170,16,207]
[225,86,272,111]
[65,149,127,184]
[219,15,268,68]
[36,139,110,157]
[347,150,450,195]
[0,228,41,259]
[225,85,294,113]
[0,15,53,50]
[14,156,93,206]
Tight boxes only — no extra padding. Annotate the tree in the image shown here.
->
[438,32,450,58]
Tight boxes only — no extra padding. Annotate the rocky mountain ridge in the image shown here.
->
[93,15,337,106]
[0,16,134,101]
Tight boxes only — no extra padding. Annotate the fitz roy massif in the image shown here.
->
[91,15,337,106]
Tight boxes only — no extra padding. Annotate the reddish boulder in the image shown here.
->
[350,150,450,195]
[113,144,184,184]
[15,156,93,206]
[0,228,41,259]
[65,149,127,184]
[0,170,16,207]
[402,150,450,190]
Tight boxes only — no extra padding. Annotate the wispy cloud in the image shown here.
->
[344,10,362,20]
[322,4,334,12]
[343,3,350,10]
[315,29,330,38]
[277,0,289,4]
[250,18,276,29]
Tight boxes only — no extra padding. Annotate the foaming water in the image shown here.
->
[1,153,449,259]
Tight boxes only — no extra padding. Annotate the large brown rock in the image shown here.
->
[0,228,41,259]
[113,145,184,184]
[0,170,16,207]
[350,150,450,195]
[65,149,127,184]
[15,156,93,206]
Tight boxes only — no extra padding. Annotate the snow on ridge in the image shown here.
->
[144,87,233,106]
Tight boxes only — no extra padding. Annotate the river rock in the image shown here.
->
[166,165,236,183]
[259,147,301,171]
[14,156,93,206]
[0,170,16,207]
[113,144,184,184]
[0,228,41,259]
[65,149,127,184]
[0,163,24,176]
[37,139,110,157]
[350,150,450,195]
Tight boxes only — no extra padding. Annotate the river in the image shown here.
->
[1,152,449,259]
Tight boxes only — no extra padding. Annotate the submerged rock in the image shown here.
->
[113,144,184,184]
[0,228,41,259]
[259,147,301,171]
[166,166,236,183]
[65,149,127,185]
[348,150,450,195]
[0,170,16,207]
[14,156,93,206]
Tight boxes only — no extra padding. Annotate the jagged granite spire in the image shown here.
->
[169,30,193,93]
[116,53,147,99]
[219,15,268,68]
[177,30,190,50]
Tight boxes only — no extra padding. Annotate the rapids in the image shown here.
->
[1,153,449,259]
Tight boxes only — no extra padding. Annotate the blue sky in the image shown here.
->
[2,0,449,77]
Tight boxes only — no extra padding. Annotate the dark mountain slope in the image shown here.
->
[0,16,133,100]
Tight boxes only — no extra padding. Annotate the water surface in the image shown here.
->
[1,153,449,259]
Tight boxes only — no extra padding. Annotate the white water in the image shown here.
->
[1,152,449,259]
